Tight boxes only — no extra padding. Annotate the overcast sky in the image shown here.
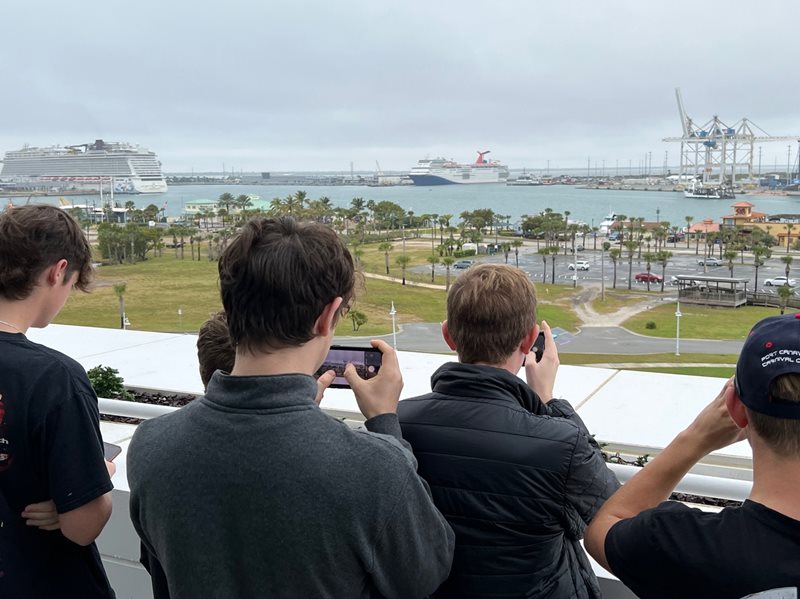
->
[2,0,799,172]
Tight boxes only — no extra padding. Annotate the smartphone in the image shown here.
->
[103,442,122,462]
[315,345,382,389]
[531,331,545,363]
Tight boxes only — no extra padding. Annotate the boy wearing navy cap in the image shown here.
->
[586,314,800,598]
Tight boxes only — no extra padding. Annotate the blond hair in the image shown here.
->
[447,264,537,364]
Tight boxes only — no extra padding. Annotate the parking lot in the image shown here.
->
[416,243,800,294]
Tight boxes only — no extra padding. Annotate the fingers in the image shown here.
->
[540,320,559,361]
[315,369,336,405]
[342,361,362,391]
[22,500,61,530]
[105,459,117,478]
[525,320,559,403]
[345,339,403,419]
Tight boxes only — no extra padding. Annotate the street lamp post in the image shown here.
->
[675,300,682,356]
[389,302,397,350]
[572,247,577,288]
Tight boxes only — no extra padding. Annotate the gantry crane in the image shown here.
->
[663,88,799,185]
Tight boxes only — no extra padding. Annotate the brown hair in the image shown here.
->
[447,263,537,364]
[218,217,355,353]
[197,311,235,389]
[0,204,93,300]
[746,373,800,458]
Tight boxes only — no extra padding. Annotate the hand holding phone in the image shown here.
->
[315,345,382,389]
[531,331,545,363]
[525,321,559,403]
[344,340,403,419]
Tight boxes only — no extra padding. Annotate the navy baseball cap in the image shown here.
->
[735,314,800,420]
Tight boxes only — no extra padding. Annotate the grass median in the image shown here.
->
[622,303,782,340]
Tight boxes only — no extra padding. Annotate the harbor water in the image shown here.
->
[4,184,799,228]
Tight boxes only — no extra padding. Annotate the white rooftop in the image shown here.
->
[26,324,751,599]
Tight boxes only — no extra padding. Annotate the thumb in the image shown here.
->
[315,370,336,405]
[342,362,362,391]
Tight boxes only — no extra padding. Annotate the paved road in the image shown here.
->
[335,323,745,356]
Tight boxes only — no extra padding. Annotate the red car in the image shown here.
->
[635,272,662,283]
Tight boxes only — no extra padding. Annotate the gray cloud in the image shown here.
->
[2,0,798,171]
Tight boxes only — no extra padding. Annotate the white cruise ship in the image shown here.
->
[409,151,509,185]
[0,140,168,194]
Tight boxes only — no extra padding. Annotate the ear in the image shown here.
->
[45,259,69,287]
[314,296,344,337]
[727,387,749,429]
[441,320,457,351]
[520,323,539,355]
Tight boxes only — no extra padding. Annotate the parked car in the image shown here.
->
[697,257,723,267]
[453,260,474,269]
[635,272,663,283]
[568,260,590,271]
[764,276,797,287]
[575,244,584,252]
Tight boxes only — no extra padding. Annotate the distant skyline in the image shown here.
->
[1,0,799,172]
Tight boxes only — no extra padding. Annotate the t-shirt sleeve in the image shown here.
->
[41,373,113,514]
[604,502,686,598]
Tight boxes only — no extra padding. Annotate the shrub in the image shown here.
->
[645,321,657,330]
[87,365,133,401]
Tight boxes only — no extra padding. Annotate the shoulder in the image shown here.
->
[28,340,95,395]
[608,501,709,556]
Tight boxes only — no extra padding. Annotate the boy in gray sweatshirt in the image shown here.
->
[127,216,454,598]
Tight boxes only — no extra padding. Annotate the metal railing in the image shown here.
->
[100,398,753,504]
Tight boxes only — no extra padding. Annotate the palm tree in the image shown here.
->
[724,249,738,278]
[781,255,793,280]
[786,222,796,253]
[549,246,558,284]
[378,242,393,275]
[426,254,439,283]
[753,245,771,290]
[537,247,549,283]
[609,248,621,289]
[643,251,656,291]
[778,284,793,315]
[396,255,411,286]
[656,250,672,293]
[512,239,524,268]
[113,282,127,329]
[442,256,455,291]
[623,240,639,290]
[685,215,694,249]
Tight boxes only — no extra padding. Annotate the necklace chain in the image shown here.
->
[0,319,24,334]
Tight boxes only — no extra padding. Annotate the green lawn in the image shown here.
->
[55,255,579,336]
[623,303,781,340]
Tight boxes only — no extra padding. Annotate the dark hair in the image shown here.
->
[0,204,93,300]
[197,311,236,389]
[218,217,355,353]
[746,373,800,458]
[447,264,537,364]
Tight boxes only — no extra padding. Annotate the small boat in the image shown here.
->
[599,211,617,233]
[683,179,735,199]
[506,171,542,186]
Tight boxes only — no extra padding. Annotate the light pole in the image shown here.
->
[389,302,397,350]
[675,300,682,356]
[572,247,577,288]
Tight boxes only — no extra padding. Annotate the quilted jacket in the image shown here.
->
[398,362,620,598]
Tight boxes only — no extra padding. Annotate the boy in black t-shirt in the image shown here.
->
[0,205,116,598]
[585,314,800,598]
